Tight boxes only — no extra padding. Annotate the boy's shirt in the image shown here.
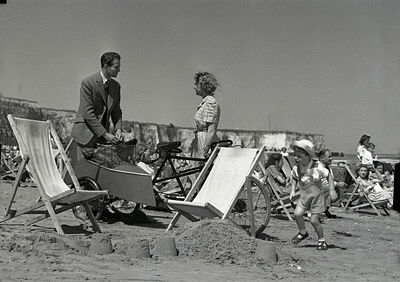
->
[291,162,328,190]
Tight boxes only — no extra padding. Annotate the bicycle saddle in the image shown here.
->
[156,141,182,153]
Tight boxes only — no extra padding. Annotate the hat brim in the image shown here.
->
[293,141,316,158]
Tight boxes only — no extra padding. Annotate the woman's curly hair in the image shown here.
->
[194,72,219,94]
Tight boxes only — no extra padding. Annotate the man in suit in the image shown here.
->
[71,52,123,158]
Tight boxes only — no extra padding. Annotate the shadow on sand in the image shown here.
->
[100,209,167,229]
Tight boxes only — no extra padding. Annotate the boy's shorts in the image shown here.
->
[297,184,326,214]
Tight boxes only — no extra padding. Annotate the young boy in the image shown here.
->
[317,149,342,218]
[289,140,334,251]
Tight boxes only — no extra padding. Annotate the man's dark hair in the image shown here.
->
[266,153,283,167]
[101,52,121,68]
[317,149,331,159]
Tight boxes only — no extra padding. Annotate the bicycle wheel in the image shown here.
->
[228,176,271,236]
[72,177,106,221]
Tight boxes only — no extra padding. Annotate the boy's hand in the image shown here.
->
[289,190,296,201]
[336,181,347,188]
[329,189,338,202]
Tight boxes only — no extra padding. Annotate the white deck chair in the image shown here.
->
[165,146,270,236]
[0,115,108,235]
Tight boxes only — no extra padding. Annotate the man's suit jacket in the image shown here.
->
[71,72,122,145]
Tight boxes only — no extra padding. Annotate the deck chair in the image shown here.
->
[0,115,108,235]
[266,176,299,221]
[341,164,389,216]
[264,157,299,221]
[165,146,266,237]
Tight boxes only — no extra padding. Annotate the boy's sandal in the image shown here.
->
[317,240,328,251]
[291,232,309,244]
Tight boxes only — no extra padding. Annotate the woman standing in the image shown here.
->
[193,72,220,157]
[357,133,370,162]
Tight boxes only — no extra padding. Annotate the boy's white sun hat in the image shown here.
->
[292,139,316,158]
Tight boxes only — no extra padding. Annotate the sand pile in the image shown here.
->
[0,232,90,256]
[175,219,258,265]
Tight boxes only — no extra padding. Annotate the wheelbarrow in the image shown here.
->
[64,140,156,220]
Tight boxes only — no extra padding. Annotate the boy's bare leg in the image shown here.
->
[310,214,324,239]
[293,206,307,234]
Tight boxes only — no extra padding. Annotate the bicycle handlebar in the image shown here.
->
[209,139,233,148]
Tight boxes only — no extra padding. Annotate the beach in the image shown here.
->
[0,179,399,281]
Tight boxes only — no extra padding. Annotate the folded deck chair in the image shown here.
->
[165,146,267,237]
[341,164,389,216]
[0,115,108,235]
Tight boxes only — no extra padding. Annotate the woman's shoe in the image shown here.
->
[292,232,309,244]
[317,240,328,251]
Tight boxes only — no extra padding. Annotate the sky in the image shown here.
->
[0,0,399,154]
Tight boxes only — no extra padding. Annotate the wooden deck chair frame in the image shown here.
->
[1,151,18,179]
[263,154,299,221]
[0,115,108,235]
[165,146,266,237]
[341,164,389,216]
[265,176,299,221]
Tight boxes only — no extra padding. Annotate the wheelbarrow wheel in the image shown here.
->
[108,198,141,215]
[72,177,106,221]
[228,176,271,236]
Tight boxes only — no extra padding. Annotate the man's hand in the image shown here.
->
[103,132,119,144]
[115,128,123,142]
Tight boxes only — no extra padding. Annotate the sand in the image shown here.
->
[0,179,399,281]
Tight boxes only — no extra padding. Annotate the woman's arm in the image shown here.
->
[204,122,217,153]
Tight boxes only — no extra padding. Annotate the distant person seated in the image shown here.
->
[266,153,291,195]
[362,142,376,166]
[356,165,393,207]
[357,133,370,163]
[372,161,394,190]
[281,147,289,157]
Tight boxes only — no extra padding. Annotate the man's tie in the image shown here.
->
[102,80,110,126]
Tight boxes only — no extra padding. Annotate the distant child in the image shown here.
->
[281,147,289,157]
[289,140,331,251]
[362,142,375,166]
[316,149,340,219]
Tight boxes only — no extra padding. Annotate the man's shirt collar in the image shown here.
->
[100,70,108,84]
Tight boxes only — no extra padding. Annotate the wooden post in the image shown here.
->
[246,176,256,237]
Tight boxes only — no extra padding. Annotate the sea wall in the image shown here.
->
[0,97,325,154]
